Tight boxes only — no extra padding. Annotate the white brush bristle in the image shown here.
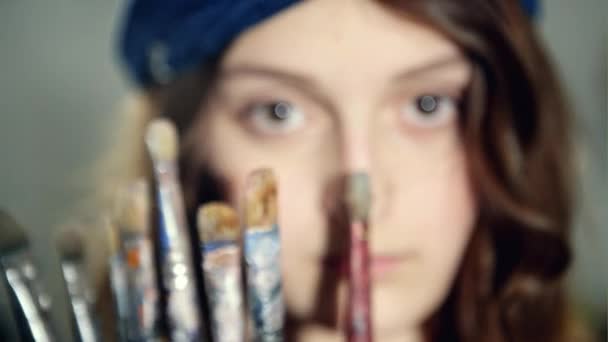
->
[145,118,178,162]
[102,218,119,255]
[117,179,150,235]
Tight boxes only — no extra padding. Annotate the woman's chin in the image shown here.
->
[371,284,426,337]
[335,278,430,337]
[284,262,440,339]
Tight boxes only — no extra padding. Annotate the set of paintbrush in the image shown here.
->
[139,119,373,341]
[0,117,373,342]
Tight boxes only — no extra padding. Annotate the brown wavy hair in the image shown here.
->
[374,1,576,341]
[110,0,585,341]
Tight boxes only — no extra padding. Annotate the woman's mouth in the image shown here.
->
[322,253,411,279]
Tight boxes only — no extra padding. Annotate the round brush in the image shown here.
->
[145,118,203,341]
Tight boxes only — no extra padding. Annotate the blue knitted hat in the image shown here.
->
[117,0,539,88]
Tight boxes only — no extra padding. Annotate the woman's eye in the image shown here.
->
[242,101,305,135]
[400,94,458,128]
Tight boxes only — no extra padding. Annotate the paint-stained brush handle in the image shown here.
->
[198,203,245,342]
[346,173,373,342]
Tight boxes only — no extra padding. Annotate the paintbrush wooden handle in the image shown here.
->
[347,221,372,342]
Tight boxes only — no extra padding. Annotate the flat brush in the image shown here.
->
[57,224,99,342]
[345,173,373,342]
[197,203,244,342]
[0,209,55,342]
[243,169,285,342]
[145,118,203,341]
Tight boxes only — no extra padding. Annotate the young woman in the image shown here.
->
[108,0,586,340]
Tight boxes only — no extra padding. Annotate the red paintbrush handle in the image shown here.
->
[347,221,372,342]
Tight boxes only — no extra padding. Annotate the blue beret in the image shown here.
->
[520,0,540,19]
[117,0,539,88]
[118,0,299,87]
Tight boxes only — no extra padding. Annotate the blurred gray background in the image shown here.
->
[0,0,605,340]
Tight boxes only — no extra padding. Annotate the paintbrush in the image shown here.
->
[145,118,204,341]
[115,180,160,340]
[104,216,131,341]
[197,203,245,342]
[0,209,55,342]
[345,173,373,342]
[243,169,285,342]
[57,224,99,342]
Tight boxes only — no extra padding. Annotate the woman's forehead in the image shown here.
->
[221,0,464,84]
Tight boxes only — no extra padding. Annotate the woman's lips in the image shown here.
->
[371,255,406,277]
[322,254,410,279]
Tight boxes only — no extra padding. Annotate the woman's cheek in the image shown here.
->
[412,153,476,320]
[370,135,476,327]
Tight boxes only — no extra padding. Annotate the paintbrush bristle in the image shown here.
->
[245,169,278,228]
[145,118,179,163]
[116,180,150,235]
[197,203,240,243]
[345,173,371,221]
[0,209,28,253]
[56,224,84,260]
[103,218,120,255]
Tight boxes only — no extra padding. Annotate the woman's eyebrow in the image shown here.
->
[219,64,315,87]
[391,53,469,83]
[217,64,339,115]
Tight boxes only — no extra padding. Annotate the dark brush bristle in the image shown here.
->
[345,173,371,221]
[56,225,84,260]
[0,209,29,254]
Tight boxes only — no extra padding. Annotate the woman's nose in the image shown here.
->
[341,119,371,173]
[336,114,393,222]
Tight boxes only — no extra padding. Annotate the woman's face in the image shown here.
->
[194,0,475,339]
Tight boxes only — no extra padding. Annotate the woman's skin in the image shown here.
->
[192,0,475,341]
